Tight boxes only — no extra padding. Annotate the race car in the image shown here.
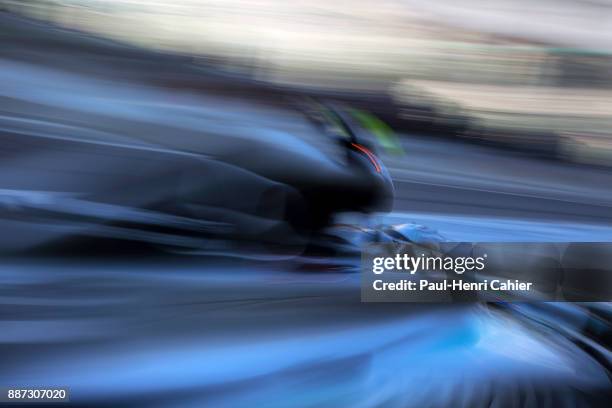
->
[0,63,394,254]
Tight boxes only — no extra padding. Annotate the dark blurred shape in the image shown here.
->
[562,243,612,301]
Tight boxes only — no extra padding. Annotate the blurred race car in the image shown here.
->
[0,67,394,255]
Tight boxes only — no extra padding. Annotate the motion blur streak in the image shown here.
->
[0,259,610,407]
[0,1,611,407]
[351,143,382,173]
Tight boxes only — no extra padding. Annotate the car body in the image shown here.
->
[0,61,394,254]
